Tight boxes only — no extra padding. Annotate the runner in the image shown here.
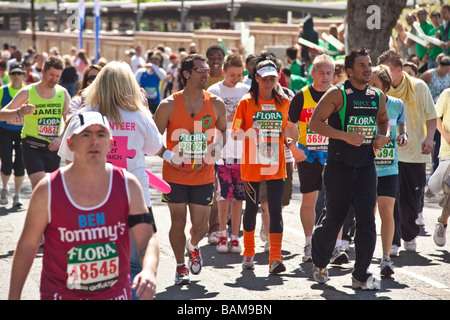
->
[378,49,437,253]
[58,61,166,299]
[9,111,159,300]
[232,58,299,274]
[154,54,227,285]
[0,55,70,189]
[207,53,248,254]
[309,48,390,289]
[369,64,407,276]
[0,62,26,206]
[286,54,335,263]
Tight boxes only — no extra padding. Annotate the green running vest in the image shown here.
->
[21,84,65,142]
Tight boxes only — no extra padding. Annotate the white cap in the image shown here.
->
[256,65,279,78]
[58,111,112,161]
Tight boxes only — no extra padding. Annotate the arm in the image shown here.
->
[9,178,49,300]
[48,88,71,152]
[422,118,437,154]
[0,88,34,121]
[372,92,391,150]
[284,121,306,162]
[127,173,159,300]
[309,87,365,147]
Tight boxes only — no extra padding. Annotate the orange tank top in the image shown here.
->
[163,90,217,185]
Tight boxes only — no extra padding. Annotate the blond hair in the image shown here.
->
[312,54,335,71]
[82,61,144,123]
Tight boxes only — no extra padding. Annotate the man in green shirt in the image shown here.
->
[416,8,435,69]
[0,56,70,189]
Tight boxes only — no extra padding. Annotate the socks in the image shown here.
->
[269,233,283,265]
[243,229,255,257]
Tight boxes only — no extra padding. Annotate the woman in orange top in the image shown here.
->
[232,58,293,274]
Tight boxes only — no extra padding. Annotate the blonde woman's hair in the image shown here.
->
[82,61,144,123]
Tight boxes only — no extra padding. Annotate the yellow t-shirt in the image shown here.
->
[389,76,437,163]
[232,92,289,182]
[435,89,450,160]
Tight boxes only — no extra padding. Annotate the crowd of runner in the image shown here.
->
[0,4,449,299]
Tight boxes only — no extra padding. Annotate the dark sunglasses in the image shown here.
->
[190,67,210,74]
[87,75,97,82]
[10,72,24,76]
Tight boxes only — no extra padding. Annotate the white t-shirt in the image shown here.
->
[207,81,249,162]
[58,106,164,206]
[130,55,146,73]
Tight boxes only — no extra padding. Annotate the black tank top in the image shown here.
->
[327,80,381,168]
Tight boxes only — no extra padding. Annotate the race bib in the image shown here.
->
[38,117,60,140]
[306,124,328,151]
[178,132,207,160]
[375,140,395,166]
[66,242,119,292]
[347,115,376,145]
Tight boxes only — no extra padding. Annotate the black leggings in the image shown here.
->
[243,179,285,234]
[0,128,25,177]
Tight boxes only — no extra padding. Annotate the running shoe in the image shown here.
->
[352,275,380,290]
[242,256,254,270]
[187,247,203,275]
[216,231,229,253]
[341,240,350,252]
[175,265,190,285]
[330,247,349,265]
[380,257,394,277]
[302,244,312,262]
[313,266,329,284]
[434,220,447,247]
[13,194,22,207]
[269,260,286,274]
[0,188,7,205]
[390,244,399,257]
[229,235,242,253]
[415,213,425,226]
[404,239,417,252]
[208,231,220,244]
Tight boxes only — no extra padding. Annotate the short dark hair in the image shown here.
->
[286,47,298,60]
[205,44,225,57]
[43,55,64,72]
[180,53,206,85]
[345,47,370,71]
[377,49,403,68]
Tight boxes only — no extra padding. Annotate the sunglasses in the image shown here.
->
[10,72,24,76]
[87,75,97,82]
[190,67,210,74]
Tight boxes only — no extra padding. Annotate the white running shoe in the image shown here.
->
[242,256,254,270]
[390,244,399,257]
[352,275,380,290]
[416,213,425,226]
[13,194,22,207]
[216,231,229,253]
[229,235,241,253]
[208,231,220,244]
[313,266,329,284]
[302,244,312,262]
[0,188,7,205]
[434,220,447,247]
[404,239,417,252]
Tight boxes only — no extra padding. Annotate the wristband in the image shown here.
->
[163,149,175,163]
